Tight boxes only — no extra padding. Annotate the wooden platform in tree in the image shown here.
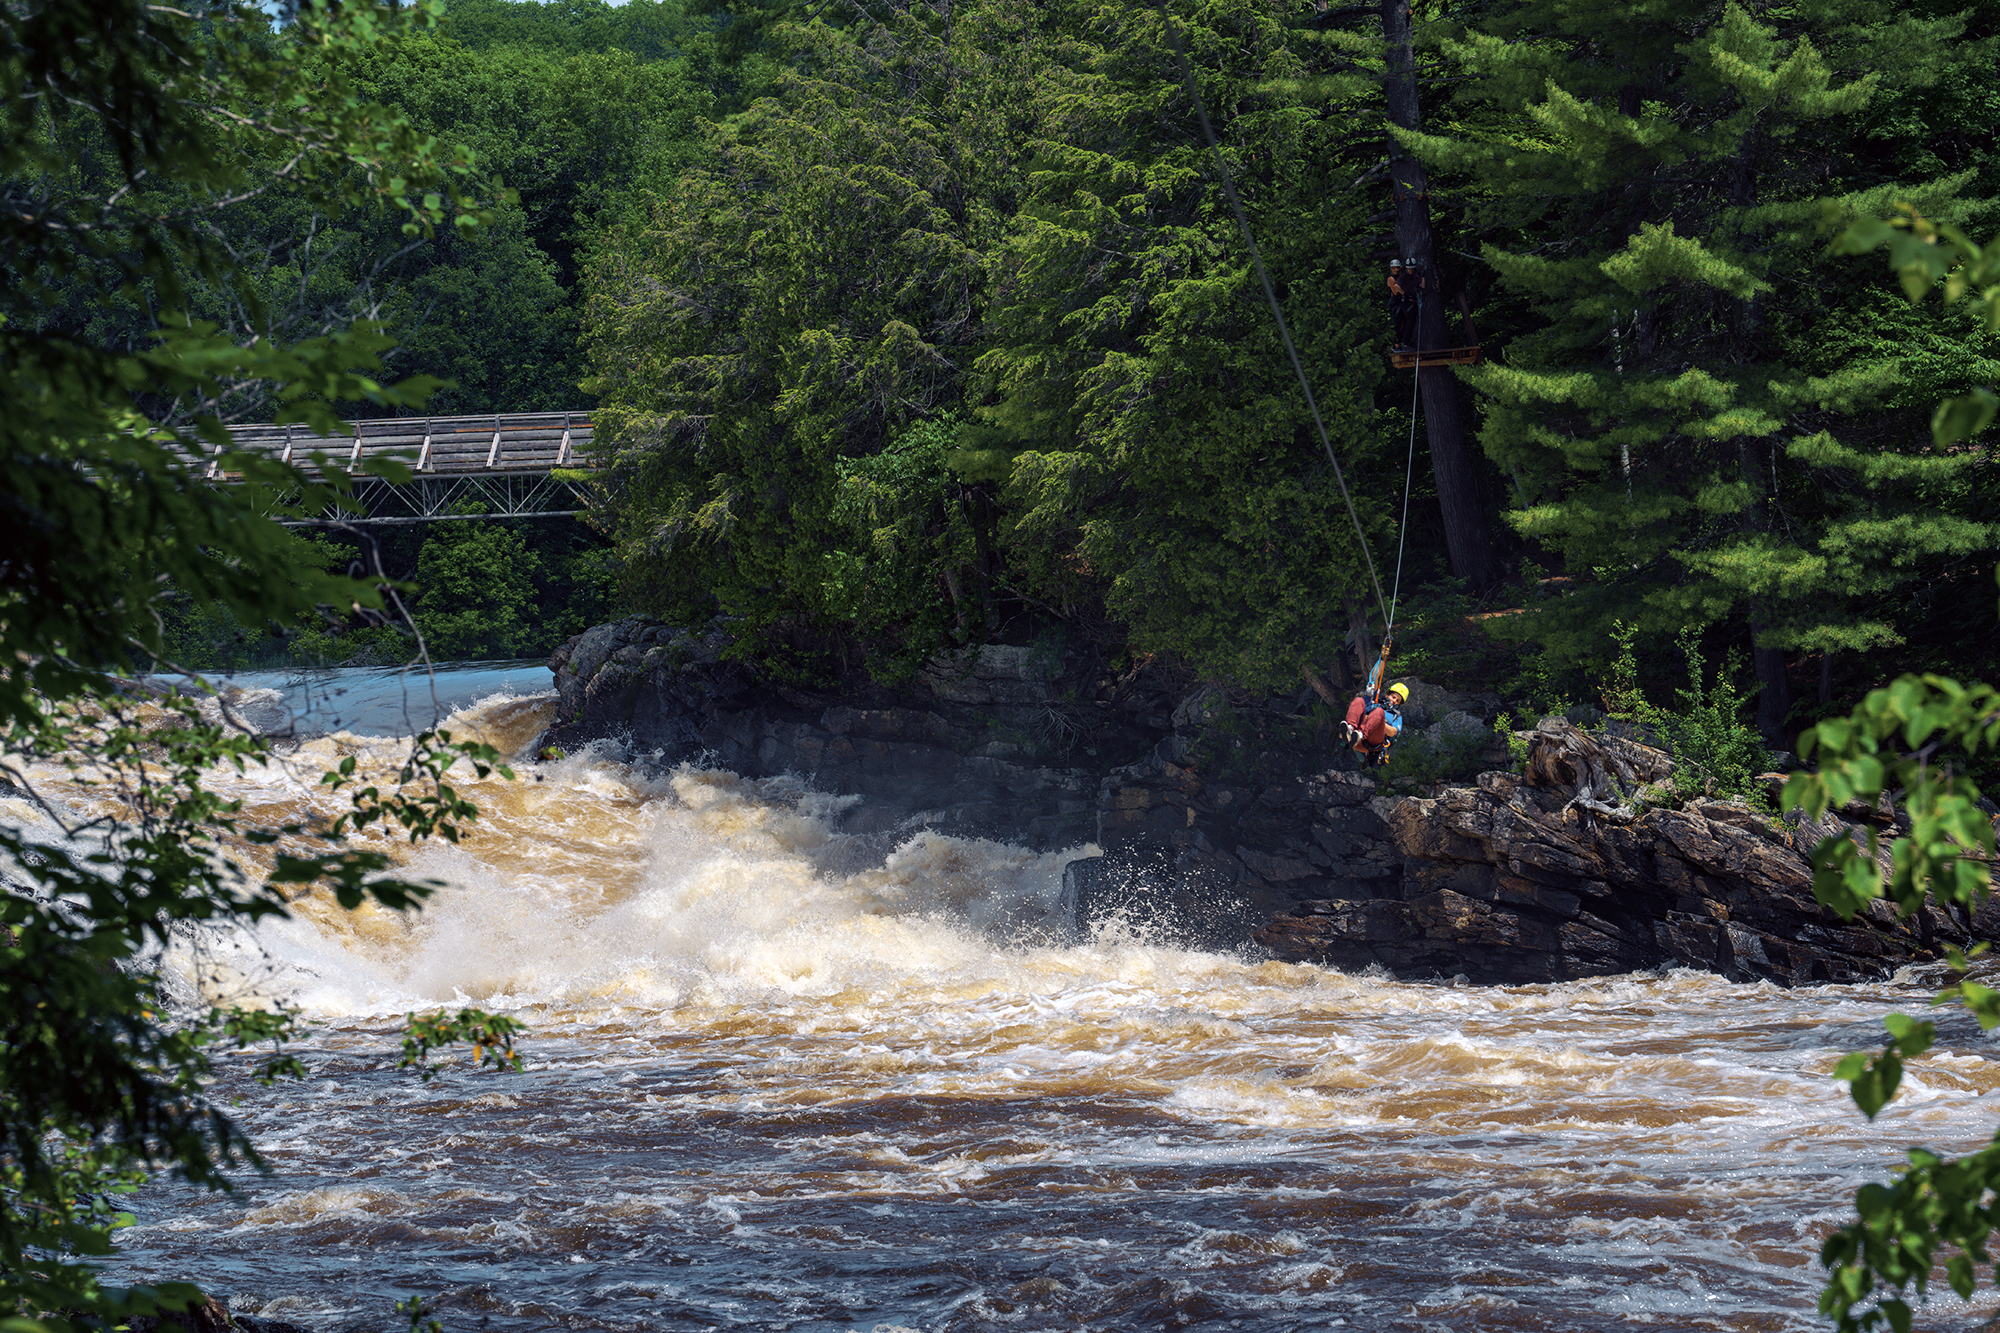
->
[1391,345,1482,369]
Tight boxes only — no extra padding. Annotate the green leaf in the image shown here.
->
[1812,839,1882,917]
[1959,980,2000,1030]
[1837,1046,1903,1118]
[1882,1013,1935,1057]
[1830,216,1898,255]
[1932,388,1998,447]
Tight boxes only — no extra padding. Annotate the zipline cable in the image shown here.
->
[1389,307,1421,633]
[1153,2,1394,635]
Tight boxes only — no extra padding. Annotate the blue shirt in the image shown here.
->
[1363,659,1402,737]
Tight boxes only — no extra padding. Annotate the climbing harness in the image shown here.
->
[1338,646,1409,761]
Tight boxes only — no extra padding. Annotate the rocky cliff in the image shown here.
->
[1252,739,1997,986]
[540,617,1995,986]
[542,616,1142,847]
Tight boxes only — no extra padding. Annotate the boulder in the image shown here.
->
[1253,720,1998,985]
[540,618,1109,850]
[125,1300,241,1333]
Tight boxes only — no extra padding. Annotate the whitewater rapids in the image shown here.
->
[9,670,1997,1331]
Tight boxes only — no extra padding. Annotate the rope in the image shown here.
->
[1389,302,1421,633]
[1154,2,1391,633]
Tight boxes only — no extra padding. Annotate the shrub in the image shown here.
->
[1380,715,1493,789]
[1606,621,1768,804]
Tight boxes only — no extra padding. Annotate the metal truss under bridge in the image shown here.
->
[189,411,597,525]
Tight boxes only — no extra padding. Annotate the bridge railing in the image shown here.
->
[186,411,595,480]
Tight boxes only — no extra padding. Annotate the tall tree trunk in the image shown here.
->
[941,566,970,638]
[1345,593,1374,681]
[1381,0,1502,590]
[1739,437,1794,747]
[1750,635,1793,748]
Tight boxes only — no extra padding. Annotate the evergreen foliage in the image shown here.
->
[20,0,1983,713]
[584,0,1403,688]
[1,5,528,1327]
[416,514,546,660]
[1413,0,2000,740]
[11,6,711,426]
[583,4,996,672]
[968,0,1391,689]
[823,417,980,678]
[432,0,701,61]
[1777,217,2000,1331]
[265,29,713,416]
[572,0,1996,723]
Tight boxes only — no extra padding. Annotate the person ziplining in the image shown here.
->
[1154,2,1439,774]
[1339,644,1410,766]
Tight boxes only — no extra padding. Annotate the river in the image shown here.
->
[18,667,2000,1331]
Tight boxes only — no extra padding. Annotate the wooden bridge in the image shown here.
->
[200,411,596,525]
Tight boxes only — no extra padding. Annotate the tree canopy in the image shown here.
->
[2,3,526,1326]
[576,0,1995,715]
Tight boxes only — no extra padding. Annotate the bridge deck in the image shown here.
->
[187,411,595,480]
[184,412,598,524]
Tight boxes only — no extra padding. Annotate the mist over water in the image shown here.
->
[20,680,1998,1331]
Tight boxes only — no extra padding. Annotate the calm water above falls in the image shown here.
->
[26,683,1999,1332]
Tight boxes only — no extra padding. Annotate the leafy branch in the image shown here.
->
[399,1009,528,1082]
[1788,209,2000,1332]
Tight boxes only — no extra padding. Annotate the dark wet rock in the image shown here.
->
[1254,720,2000,986]
[126,1299,243,1333]
[542,618,1130,850]
[547,617,755,756]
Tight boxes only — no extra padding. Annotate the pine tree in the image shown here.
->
[585,0,1412,690]
[968,0,1396,689]
[582,7,1002,672]
[1410,0,2000,742]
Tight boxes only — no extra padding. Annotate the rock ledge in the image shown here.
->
[540,619,1994,986]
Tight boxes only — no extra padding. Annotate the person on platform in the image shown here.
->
[1339,661,1407,766]
[1387,257,1425,352]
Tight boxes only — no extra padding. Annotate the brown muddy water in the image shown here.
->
[14,674,2000,1332]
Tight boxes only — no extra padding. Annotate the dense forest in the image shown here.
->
[32,0,2000,739]
[572,0,2000,747]
[76,0,720,667]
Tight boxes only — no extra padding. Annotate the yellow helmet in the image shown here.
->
[1389,682,1410,703]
